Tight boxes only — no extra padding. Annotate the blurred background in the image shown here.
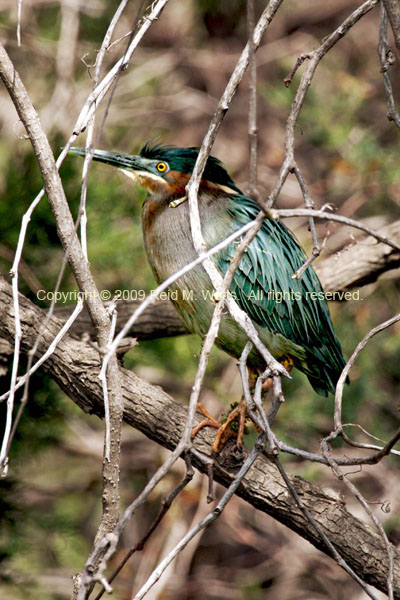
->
[0,0,400,598]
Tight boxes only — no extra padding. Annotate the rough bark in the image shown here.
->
[53,297,188,341]
[1,274,399,598]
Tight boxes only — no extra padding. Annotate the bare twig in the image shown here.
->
[184,3,289,441]
[382,0,400,58]
[334,313,400,432]
[73,0,170,135]
[261,0,380,214]
[0,295,84,474]
[283,52,312,87]
[0,43,124,599]
[93,452,194,600]
[272,207,400,252]
[321,438,394,599]
[16,0,22,46]
[132,435,267,600]
[378,3,400,129]
[291,166,321,279]
[247,0,258,199]
[272,453,380,600]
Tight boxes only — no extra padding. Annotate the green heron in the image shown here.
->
[70,143,346,448]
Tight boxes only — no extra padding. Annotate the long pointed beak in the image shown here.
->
[69,147,147,172]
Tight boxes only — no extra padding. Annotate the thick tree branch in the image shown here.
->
[54,298,188,341]
[0,275,399,599]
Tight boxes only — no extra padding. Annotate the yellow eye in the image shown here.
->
[157,161,168,173]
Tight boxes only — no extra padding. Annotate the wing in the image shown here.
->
[219,195,346,394]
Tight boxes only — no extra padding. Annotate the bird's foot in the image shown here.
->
[191,402,221,438]
[192,399,248,453]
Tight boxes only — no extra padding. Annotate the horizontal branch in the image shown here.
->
[1,275,399,598]
[53,298,188,341]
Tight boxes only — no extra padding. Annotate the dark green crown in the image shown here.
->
[139,143,242,193]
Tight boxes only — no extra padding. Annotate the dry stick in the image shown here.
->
[261,0,380,215]
[237,341,263,425]
[261,1,382,279]
[321,438,394,600]
[382,0,400,58]
[100,300,119,463]
[78,447,193,599]
[291,166,321,279]
[187,0,284,200]
[0,297,84,465]
[73,0,170,135]
[245,317,400,468]
[340,425,400,457]
[4,0,166,581]
[0,42,124,597]
[132,434,267,600]
[17,0,22,46]
[186,0,289,403]
[0,71,78,474]
[235,320,400,472]
[79,0,144,478]
[272,207,400,252]
[77,6,174,594]
[247,0,258,199]
[322,313,400,600]
[237,342,283,452]
[262,431,400,467]
[378,3,400,129]
[333,313,400,432]
[271,453,380,600]
[0,0,145,473]
[236,355,377,597]
[93,452,195,600]
[90,0,147,162]
[8,3,136,586]
[283,52,313,87]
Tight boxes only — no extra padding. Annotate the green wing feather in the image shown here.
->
[219,195,346,395]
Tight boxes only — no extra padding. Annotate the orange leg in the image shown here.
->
[191,402,220,438]
[192,357,294,453]
[192,399,247,453]
[212,397,247,453]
